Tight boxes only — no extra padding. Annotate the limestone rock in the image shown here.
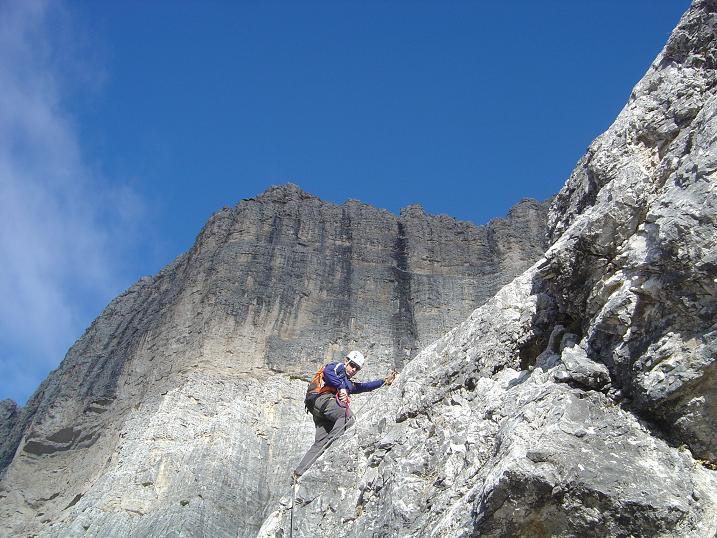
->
[541,0,717,463]
[0,186,549,537]
[4,1,717,536]
[553,344,611,391]
[0,400,18,467]
[260,271,717,537]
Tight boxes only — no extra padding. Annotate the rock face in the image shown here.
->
[4,1,717,536]
[0,400,18,464]
[258,1,717,537]
[0,185,549,536]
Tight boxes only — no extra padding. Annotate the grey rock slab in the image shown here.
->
[553,343,612,391]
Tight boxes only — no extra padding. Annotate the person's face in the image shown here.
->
[345,359,361,378]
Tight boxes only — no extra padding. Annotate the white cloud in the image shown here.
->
[0,0,145,405]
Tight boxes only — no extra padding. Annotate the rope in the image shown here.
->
[289,392,350,535]
[335,390,351,413]
[290,476,297,538]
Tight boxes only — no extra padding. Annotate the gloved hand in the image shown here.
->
[384,368,397,386]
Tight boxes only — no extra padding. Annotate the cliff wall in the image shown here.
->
[0,187,549,537]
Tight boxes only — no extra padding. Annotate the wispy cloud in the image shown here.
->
[0,0,145,405]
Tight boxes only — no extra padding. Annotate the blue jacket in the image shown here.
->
[321,362,384,394]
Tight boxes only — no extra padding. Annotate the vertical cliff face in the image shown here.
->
[0,186,549,537]
[542,0,717,464]
[258,2,717,537]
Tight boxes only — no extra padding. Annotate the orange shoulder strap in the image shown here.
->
[307,366,337,395]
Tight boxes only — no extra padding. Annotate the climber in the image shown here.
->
[292,350,396,480]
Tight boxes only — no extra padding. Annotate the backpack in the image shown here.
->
[304,366,337,413]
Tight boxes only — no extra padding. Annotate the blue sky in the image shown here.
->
[1,0,689,405]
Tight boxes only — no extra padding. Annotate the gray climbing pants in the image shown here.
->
[295,393,355,476]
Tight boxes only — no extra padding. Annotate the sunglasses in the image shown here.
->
[348,361,361,370]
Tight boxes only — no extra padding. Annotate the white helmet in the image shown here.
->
[346,350,365,368]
